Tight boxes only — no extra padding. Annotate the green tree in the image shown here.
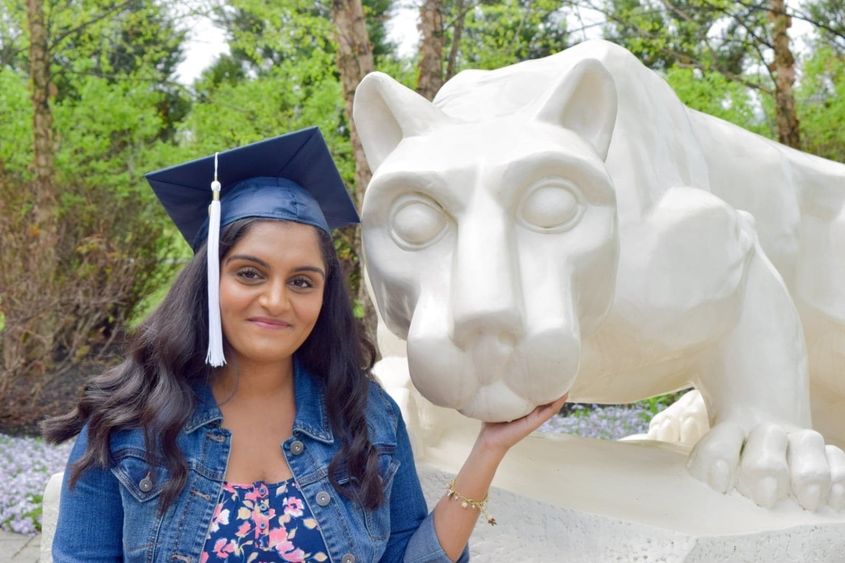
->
[797,45,845,162]
[569,0,830,149]
[803,0,845,53]
[456,0,570,71]
[664,65,766,135]
[0,0,187,433]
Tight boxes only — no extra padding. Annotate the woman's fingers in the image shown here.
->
[538,393,569,419]
[478,392,570,452]
[525,393,569,429]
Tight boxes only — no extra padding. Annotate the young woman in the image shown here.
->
[44,128,566,563]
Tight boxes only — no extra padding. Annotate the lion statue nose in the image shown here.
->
[464,330,518,385]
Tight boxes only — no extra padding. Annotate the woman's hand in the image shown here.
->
[476,393,569,454]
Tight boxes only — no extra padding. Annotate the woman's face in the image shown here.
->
[218,220,326,368]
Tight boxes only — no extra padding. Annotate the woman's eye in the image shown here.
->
[236,268,263,281]
[290,277,314,290]
[518,181,583,232]
[390,194,448,249]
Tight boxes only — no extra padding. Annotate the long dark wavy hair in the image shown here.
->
[43,218,382,511]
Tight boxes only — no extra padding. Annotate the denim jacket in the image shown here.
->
[53,361,469,563]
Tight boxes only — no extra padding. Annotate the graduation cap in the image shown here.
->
[145,127,360,367]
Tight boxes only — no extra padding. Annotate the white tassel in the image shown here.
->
[206,155,226,367]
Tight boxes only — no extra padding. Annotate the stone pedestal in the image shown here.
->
[417,432,845,562]
[40,471,62,563]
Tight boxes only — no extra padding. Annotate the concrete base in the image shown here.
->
[417,431,845,562]
[39,471,61,563]
[421,464,845,561]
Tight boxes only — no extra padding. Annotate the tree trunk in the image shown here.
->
[4,0,59,378]
[28,0,56,232]
[417,0,445,100]
[445,0,467,82]
[770,0,801,148]
[329,0,378,346]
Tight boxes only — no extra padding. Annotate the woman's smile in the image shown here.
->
[247,316,293,329]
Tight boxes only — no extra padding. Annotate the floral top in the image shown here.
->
[201,479,329,562]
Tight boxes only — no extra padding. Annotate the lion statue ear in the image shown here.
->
[535,58,618,161]
[353,72,450,172]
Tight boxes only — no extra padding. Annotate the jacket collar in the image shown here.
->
[185,357,334,444]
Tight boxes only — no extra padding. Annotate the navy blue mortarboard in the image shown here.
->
[144,127,359,367]
[145,126,359,250]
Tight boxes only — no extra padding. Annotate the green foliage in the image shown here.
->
[208,0,335,79]
[804,0,845,53]
[189,59,351,179]
[600,0,765,75]
[665,65,768,135]
[797,46,845,162]
[375,55,416,89]
[195,0,352,180]
[364,0,397,65]
[457,0,570,70]
[49,73,181,332]
[638,391,687,422]
[0,67,32,174]
[0,0,27,70]
[49,0,189,138]
[25,494,43,532]
[0,0,183,388]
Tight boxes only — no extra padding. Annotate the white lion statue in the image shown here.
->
[352,40,845,513]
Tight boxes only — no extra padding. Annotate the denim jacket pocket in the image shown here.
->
[111,449,170,503]
[366,444,401,541]
[331,442,400,542]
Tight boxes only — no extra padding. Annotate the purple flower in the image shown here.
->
[538,403,658,440]
[0,434,71,536]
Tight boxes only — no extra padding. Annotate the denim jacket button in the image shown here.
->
[341,554,355,563]
[290,440,305,455]
[139,475,153,493]
[315,491,331,506]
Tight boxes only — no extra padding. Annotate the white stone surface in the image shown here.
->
[418,463,845,562]
[353,39,845,511]
[40,471,61,563]
[648,389,709,446]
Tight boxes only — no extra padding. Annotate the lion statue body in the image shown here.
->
[353,40,845,511]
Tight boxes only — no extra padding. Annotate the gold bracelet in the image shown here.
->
[446,479,496,525]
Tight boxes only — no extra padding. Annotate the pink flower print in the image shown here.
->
[268,527,294,553]
[200,553,209,563]
[213,538,236,559]
[208,504,230,533]
[222,483,237,494]
[281,548,307,562]
[283,496,304,518]
[235,521,251,538]
[252,508,277,539]
[244,483,269,502]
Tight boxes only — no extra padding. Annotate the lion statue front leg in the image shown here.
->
[687,241,845,510]
[606,185,845,511]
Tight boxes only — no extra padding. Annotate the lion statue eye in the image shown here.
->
[390,194,448,248]
[518,181,583,232]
